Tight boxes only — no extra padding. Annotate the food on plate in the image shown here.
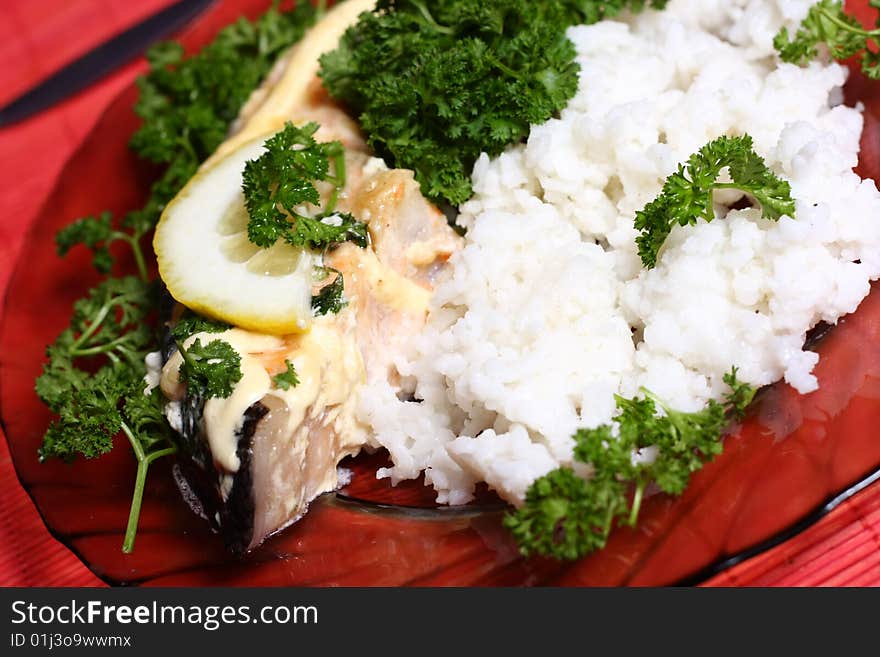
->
[151,0,462,552]
[36,2,327,553]
[35,0,880,562]
[351,0,880,558]
[774,0,880,78]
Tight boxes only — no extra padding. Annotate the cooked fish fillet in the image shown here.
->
[159,0,461,553]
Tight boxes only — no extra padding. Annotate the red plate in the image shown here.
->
[3,0,880,586]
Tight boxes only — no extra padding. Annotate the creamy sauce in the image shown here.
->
[406,241,448,268]
[349,249,432,313]
[160,316,367,484]
[270,311,365,436]
[161,329,284,472]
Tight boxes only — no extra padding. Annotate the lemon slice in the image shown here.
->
[154,136,318,335]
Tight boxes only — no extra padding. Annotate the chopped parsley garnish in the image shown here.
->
[176,338,242,400]
[36,4,317,553]
[634,134,795,268]
[504,368,755,560]
[774,0,880,78]
[242,121,368,251]
[272,360,301,391]
[170,312,231,342]
[311,269,348,316]
[319,0,668,206]
[556,0,670,23]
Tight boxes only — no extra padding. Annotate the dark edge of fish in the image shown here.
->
[222,402,268,554]
[158,286,261,556]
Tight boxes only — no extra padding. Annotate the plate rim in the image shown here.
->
[4,0,880,587]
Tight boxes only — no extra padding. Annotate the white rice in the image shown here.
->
[357,0,880,506]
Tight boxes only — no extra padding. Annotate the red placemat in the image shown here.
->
[0,0,878,588]
[0,0,176,588]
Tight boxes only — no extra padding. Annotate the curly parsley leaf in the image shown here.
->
[502,467,622,561]
[320,1,667,206]
[35,278,157,401]
[774,0,880,79]
[177,338,242,400]
[242,122,367,251]
[723,366,758,420]
[321,1,563,206]
[35,276,158,451]
[34,274,177,552]
[243,121,334,245]
[55,211,151,279]
[241,122,367,255]
[272,359,300,391]
[505,371,756,560]
[169,311,231,342]
[638,393,726,497]
[634,134,795,268]
[55,212,114,273]
[311,269,348,316]
[37,363,131,463]
[285,212,368,251]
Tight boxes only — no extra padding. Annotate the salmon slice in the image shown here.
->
[161,101,461,553]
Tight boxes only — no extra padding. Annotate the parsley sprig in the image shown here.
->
[177,339,243,400]
[311,268,347,316]
[319,0,668,206]
[169,312,231,342]
[54,5,321,274]
[130,2,320,233]
[272,360,300,390]
[241,122,368,317]
[34,249,175,553]
[242,121,367,250]
[634,134,795,268]
[775,0,880,78]
[56,212,149,279]
[557,0,670,23]
[504,369,756,560]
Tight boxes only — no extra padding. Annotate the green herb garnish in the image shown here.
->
[55,211,149,279]
[272,360,301,391]
[242,121,368,250]
[504,369,755,560]
[634,134,795,268]
[176,338,242,400]
[33,264,176,553]
[170,312,231,342]
[775,0,880,79]
[311,270,348,316]
[130,3,320,232]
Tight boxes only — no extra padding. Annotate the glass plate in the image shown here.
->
[3,0,880,586]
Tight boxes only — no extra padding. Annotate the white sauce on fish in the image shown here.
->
[159,315,368,489]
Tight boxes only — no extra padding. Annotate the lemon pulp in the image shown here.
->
[154,137,318,335]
